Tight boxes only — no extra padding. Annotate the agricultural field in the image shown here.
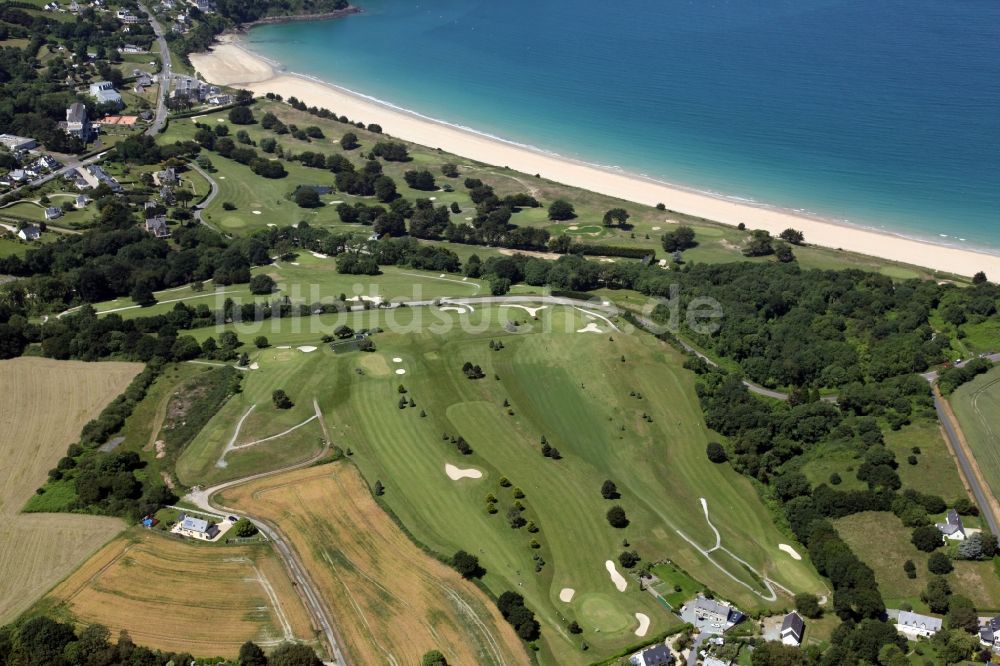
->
[221,463,531,666]
[177,304,827,664]
[159,100,949,282]
[38,530,314,656]
[950,366,1000,507]
[0,357,141,623]
[835,511,1000,613]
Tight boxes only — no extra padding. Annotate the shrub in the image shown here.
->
[254,336,269,348]
[451,550,484,578]
[706,441,727,463]
[601,480,619,500]
[606,506,629,528]
[911,524,943,552]
[233,518,258,537]
[248,274,276,295]
[903,559,917,579]
[927,551,953,574]
[618,550,640,568]
[794,592,822,618]
[272,389,293,409]
[548,199,575,221]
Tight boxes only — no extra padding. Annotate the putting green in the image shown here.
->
[576,593,632,633]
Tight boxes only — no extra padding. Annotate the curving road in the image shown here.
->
[184,399,348,664]
[186,159,220,229]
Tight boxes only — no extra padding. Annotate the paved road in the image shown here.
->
[140,3,172,136]
[933,388,1000,536]
[184,399,348,664]
[921,352,1000,383]
[186,159,220,229]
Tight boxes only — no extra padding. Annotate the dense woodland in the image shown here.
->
[0,616,322,666]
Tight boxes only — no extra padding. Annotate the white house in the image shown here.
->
[936,509,966,541]
[89,81,123,107]
[17,225,41,241]
[980,616,1000,651]
[65,102,90,139]
[175,515,218,540]
[896,611,942,639]
[780,612,805,647]
[75,194,90,209]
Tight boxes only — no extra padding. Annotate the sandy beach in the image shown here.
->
[190,38,1000,278]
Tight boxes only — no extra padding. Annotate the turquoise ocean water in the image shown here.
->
[246,0,1000,250]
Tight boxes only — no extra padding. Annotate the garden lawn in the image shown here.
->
[950,366,1000,508]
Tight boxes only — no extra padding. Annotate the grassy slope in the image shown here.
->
[949,366,1000,506]
[175,305,826,664]
[836,511,1000,613]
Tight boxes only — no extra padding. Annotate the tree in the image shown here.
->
[421,651,448,666]
[972,271,988,285]
[706,441,727,463]
[618,550,640,568]
[272,389,293,409]
[779,228,805,245]
[945,595,979,633]
[606,505,629,528]
[921,576,951,613]
[568,621,582,634]
[903,559,917,579]
[547,199,575,221]
[130,283,156,307]
[255,336,270,348]
[743,229,775,256]
[249,274,276,294]
[794,592,822,618]
[602,208,629,227]
[451,550,484,579]
[404,169,437,191]
[441,163,459,177]
[912,524,943,551]
[269,642,323,666]
[295,187,322,208]
[373,480,385,496]
[661,225,697,251]
[228,106,255,125]
[374,175,397,202]
[601,480,619,499]
[928,551,953,574]
[774,241,796,263]
[340,132,359,150]
[233,518,258,537]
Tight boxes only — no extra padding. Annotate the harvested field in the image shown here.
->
[0,357,140,623]
[42,530,314,656]
[223,463,530,666]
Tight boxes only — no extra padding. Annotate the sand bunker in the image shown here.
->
[346,295,383,304]
[778,544,802,560]
[605,560,627,592]
[652,226,661,231]
[567,225,579,230]
[248,362,259,370]
[392,357,403,363]
[577,323,603,334]
[154,440,166,460]
[395,368,406,375]
[500,304,547,317]
[445,463,483,480]
[276,345,291,349]
[252,211,261,215]
[559,588,575,603]
[298,346,317,353]
[290,262,300,265]
[634,613,650,637]
[311,252,329,259]
[440,306,466,313]
[266,223,277,227]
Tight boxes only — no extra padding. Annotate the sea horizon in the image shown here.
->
[242,0,1000,253]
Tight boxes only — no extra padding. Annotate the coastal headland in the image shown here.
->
[191,36,1000,279]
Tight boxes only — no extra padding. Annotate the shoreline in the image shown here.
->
[189,37,1000,279]
[235,6,361,29]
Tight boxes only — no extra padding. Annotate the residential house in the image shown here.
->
[145,215,170,238]
[0,134,37,152]
[780,612,805,647]
[77,165,123,192]
[17,225,41,241]
[936,509,966,541]
[89,81,123,107]
[629,643,673,666]
[119,44,147,54]
[154,167,177,186]
[172,75,209,101]
[206,93,233,106]
[136,73,153,87]
[8,169,27,183]
[190,0,213,12]
[681,596,744,635]
[895,611,942,639]
[64,103,90,140]
[75,194,90,209]
[175,515,218,540]
[44,207,62,221]
[69,0,81,12]
[979,616,1000,650]
[116,9,143,24]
